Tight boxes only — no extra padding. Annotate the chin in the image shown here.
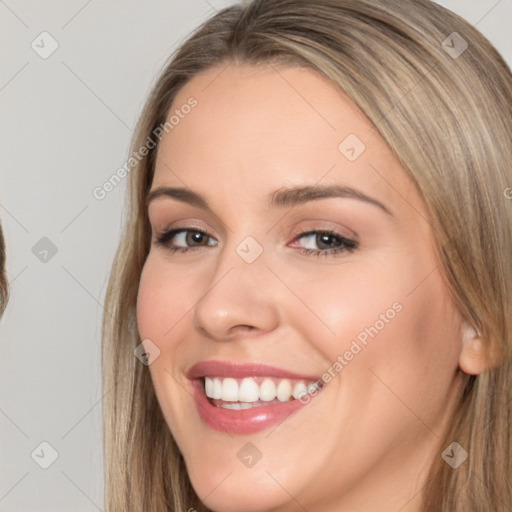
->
[186,466,295,512]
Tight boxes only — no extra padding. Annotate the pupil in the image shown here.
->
[188,231,205,246]
[317,233,338,249]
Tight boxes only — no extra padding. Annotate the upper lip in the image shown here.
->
[187,360,320,381]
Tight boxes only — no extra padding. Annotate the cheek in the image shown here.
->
[136,254,197,347]
[277,259,408,364]
[136,258,167,343]
[289,252,461,408]
[136,255,199,438]
[312,254,458,361]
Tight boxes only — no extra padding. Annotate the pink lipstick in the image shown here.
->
[188,361,324,434]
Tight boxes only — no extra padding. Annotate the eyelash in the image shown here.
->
[154,227,358,257]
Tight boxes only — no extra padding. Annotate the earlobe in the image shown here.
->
[458,322,488,375]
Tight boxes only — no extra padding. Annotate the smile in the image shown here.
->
[188,361,324,434]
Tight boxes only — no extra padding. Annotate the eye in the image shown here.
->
[153,227,357,257]
[154,228,217,253]
[291,230,357,257]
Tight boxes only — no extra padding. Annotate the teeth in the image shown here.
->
[205,377,214,397]
[260,378,276,401]
[276,379,292,402]
[292,381,307,399]
[203,376,322,403]
[221,402,253,410]
[222,377,239,401]
[213,378,222,399]
[239,378,259,402]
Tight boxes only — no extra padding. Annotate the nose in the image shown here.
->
[191,245,280,342]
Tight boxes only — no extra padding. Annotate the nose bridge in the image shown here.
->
[191,233,279,340]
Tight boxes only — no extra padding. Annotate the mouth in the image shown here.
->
[188,361,324,434]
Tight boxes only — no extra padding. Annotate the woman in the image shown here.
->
[102,0,512,510]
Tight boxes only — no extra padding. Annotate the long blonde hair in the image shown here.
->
[102,1,512,510]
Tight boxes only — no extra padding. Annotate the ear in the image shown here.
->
[458,320,503,375]
[458,321,487,375]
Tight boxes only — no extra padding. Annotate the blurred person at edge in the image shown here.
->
[0,223,8,315]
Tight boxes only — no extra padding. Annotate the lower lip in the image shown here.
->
[190,379,314,434]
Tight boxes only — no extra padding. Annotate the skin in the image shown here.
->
[136,62,485,512]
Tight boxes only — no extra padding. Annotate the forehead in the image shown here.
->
[152,62,422,215]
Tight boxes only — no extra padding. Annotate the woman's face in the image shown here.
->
[137,62,467,512]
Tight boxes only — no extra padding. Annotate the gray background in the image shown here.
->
[0,1,510,510]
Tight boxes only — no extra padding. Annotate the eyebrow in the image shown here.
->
[146,184,393,216]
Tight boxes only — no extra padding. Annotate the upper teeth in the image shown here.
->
[204,376,321,403]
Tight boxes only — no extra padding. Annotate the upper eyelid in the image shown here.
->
[151,216,357,236]
[153,220,217,238]
[147,204,231,237]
